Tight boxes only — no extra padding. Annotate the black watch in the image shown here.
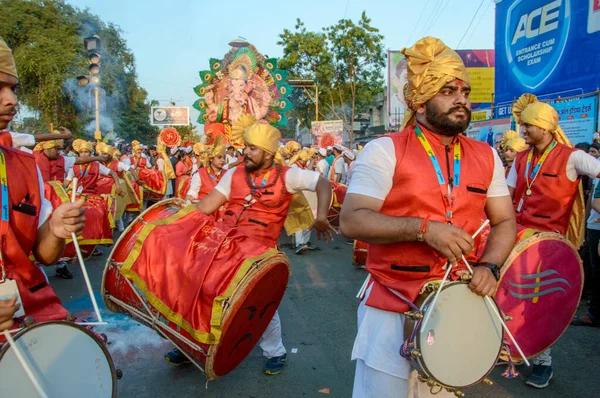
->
[477,262,501,281]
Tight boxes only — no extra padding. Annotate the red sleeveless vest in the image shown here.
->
[198,167,221,200]
[365,126,495,313]
[0,131,13,147]
[107,160,119,173]
[33,152,66,182]
[512,143,578,234]
[0,145,68,323]
[73,162,100,194]
[222,165,294,248]
[130,155,147,169]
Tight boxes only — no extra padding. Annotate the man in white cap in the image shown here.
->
[343,149,356,185]
[326,146,334,165]
[316,148,330,178]
[329,144,344,183]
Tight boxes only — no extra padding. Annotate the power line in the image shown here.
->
[456,0,487,49]
[464,0,494,48]
[343,0,351,19]
[416,0,444,40]
[405,0,433,47]
[421,0,450,38]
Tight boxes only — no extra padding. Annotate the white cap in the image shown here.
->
[184,146,193,154]
[318,148,327,157]
[326,146,333,151]
[170,147,179,155]
[334,144,344,151]
[342,149,355,160]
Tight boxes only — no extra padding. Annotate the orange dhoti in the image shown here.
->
[102,199,290,379]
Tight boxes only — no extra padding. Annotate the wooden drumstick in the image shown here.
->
[2,330,49,398]
[70,178,105,324]
[421,220,490,330]
[459,254,531,367]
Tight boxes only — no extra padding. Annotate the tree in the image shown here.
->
[278,12,385,147]
[175,123,200,145]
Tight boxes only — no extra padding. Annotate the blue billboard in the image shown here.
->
[495,0,600,103]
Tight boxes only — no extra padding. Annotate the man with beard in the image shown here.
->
[171,120,335,375]
[340,37,516,397]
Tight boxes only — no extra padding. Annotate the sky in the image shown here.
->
[65,0,496,131]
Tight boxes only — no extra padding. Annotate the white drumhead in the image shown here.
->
[418,283,502,388]
[0,322,114,397]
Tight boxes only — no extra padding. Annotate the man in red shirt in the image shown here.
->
[169,120,334,375]
[340,37,516,397]
[0,36,86,331]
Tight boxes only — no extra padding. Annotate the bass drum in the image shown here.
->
[495,230,583,360]
[102,199,290,379]
[0,321,117,397]
[328,182,347,227]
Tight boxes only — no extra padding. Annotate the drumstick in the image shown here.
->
[70,178,104,324]
[421,219,491,330]
[459,254,531,367]
[356,274,371,299]
[2,330,49,398]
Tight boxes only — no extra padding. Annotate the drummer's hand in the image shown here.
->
[468,267,497,297]
[0,296,19,331]
[49,198,86,239]
[100,154,111,163]
[423,221,473,265]
[311,217,337,243]
[57,127,73,140]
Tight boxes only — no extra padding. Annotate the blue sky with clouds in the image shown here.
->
[66,0,496,130]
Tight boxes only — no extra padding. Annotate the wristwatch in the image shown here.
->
[477,262,501,281]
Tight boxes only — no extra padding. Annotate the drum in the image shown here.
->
[102,199,291,380]
[495,231,583,360]
[137,168,167,202]
[0,321,117,397]
[352,240,368,267]
[176,175,191,199]
[328,182,347,227]
[402,282,503,395]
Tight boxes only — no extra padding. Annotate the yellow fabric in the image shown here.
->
[33,130,64,151]
[132,140,142,152]
[73,139,93,153]
[96,142,107,154]
[400,37,469,129]
[245,123,281,155]
[501,130,528,152]
[208,144,226,159]
[512,93,584,248]
[285,141,301,155]
[157,141,176,179]
[0,37,18,78]
[284,192,315,235]
[299,148,316,163]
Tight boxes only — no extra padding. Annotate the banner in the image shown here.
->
[455,50,495,107]
[465,118,513,148]
[551,96,598,146]
[151,106,190,126]
[496,0,600,103]
[311,120,343,148]
[387,51,407,129]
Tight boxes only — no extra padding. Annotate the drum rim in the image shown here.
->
[0,320,117,397]
[205,252,291,379]
[414,281,503,389]
[497,231,583,360]
[101,198,187,311]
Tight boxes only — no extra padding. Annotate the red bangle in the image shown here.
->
[417,216,430,242]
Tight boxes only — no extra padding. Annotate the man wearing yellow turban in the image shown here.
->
[500,130,528,177]
[506,93,600,388]
[177,118,335,375]
[185,144,227,201]
[340,37,517,397]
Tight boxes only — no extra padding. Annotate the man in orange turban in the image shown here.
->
[340,37,517,397]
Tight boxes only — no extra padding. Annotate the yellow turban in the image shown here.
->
[501,130,528,153]
[33,130,64,152]
[513,94,583,248]
[245,123,281,155]
[401,37,469,129]
[0,37,18,79]
[208,145,226,159]
[285,140,301,154]
[132,140,142,151]
[73,139,93,154]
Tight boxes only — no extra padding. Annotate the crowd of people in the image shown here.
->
[1,32,600,398]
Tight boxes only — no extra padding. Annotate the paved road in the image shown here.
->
[51,232,600,397]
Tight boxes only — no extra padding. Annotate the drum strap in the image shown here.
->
[385,287,424,361]
[0,149,9,282]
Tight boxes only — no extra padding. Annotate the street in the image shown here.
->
[51,231,600,398]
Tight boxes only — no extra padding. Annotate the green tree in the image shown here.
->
[278,12,385,147]
[175,123,200,145]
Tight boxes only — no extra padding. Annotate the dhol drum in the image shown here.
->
[495,231,583,360]
[0,321,117,397]
[102,199,291,380]
[328,182,347,227]
[352,240,368,267]
[401,281,503,396]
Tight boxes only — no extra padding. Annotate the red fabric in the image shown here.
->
[0,131,13,147]
[96,159,117,196]
[175,161,189,189]
[107,160,119,173]
[0,145,68,324]
[222,166,293,248]
[78,194,113,242]
[365,126,495,313]
[138,168,167,197]
[33,152,66,182]
[176,175,191,199]
[198,167,221,200]
[73,162,100,194]
[130,155,147,169]
[512,143,578,234]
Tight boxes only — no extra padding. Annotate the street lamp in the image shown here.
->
[78,36,102,140]
[288,79,319,121]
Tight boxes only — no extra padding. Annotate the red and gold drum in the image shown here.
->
[352,240,368,267]
[137,168,167,202]
[102,199,290,379]
[328,182,347,227]
[495,230,583,360]
[176,175,191,199]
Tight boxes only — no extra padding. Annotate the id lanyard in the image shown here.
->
[0,149,8,282]
[76,163,92,178]
[415,126,461,223]
[516,140,557,212]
